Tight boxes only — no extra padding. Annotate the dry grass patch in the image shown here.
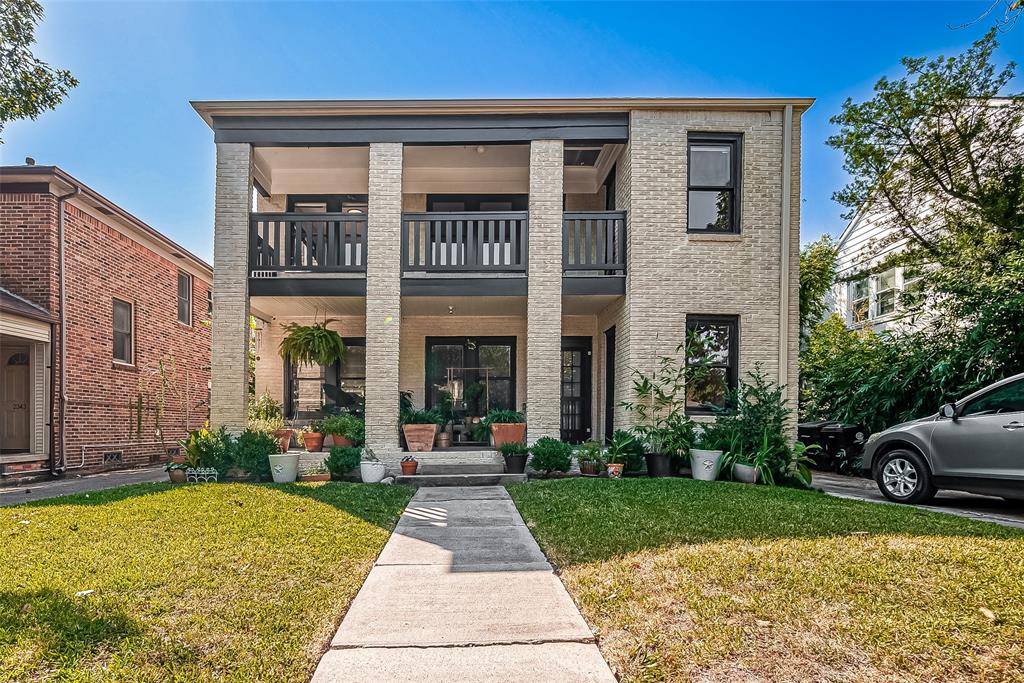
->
[508,478,1024,683]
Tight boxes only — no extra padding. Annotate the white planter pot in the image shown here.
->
[268,452,300,483]
[733,462,760,484]
[690,449,723,481]
[360,461,388,483]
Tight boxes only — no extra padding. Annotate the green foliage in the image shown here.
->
[499,441,528,456]
[247,391,285,433]
[399,409,442,425]
[606,430,644,471]
[529,437,573,473]
[483,408,525,425]
[179,427,233,475]
[278,320,346,366]
[320,414,365,445]
[575,440,605,466]
[799,236,838,336]
[0,0,78,142]
[324,446,361,479]
[233,429,278,480]
[303,418,326,434]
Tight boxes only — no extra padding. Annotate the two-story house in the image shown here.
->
[192,97,809,468]
[0,165,212,480]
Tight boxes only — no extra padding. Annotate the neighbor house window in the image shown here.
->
[875,268,897,317]
[177,271,192,325]
[687,133,742,234]
[113,299,133,364]
[850,278,870,323]
[685,315,738,413]
[207,289,213,316]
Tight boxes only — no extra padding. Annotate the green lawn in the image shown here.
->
[0,482,412,682]
[508,478,1024,683]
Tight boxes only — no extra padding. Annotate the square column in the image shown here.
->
[526,139,564,443]
[364,143,404,452]
[210,142,252,433]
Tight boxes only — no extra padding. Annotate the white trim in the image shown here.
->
[778,105,793,394]
[0,311,51,342]
[112,298,135,365]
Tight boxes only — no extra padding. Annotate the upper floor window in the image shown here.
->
[113,298,133,365]
[687,133,742,234]
[177,272,192,325]
[850,278,870,323]
[875,268,897,317]
[685,314,739,413]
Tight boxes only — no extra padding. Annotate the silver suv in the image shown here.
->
[861,372,1024,504]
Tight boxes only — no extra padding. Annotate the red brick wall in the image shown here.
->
[0,193,59,312]
[1,192,212,471]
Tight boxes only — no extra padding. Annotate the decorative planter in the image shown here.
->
[402,424,437,452]
[360,460,388,483]
[606,463,624,479]
[298,472,331,482]
[272,429,294,453]
[330,434,353,448]
[269,452,300,483]
[436,432,452,449]
[644,453,673,478]
[503,454,528,474]
[690,449,724,481]
[490,423,527,449]
[168,469,186,484]
[302,432,325,453]
[579,461,601,476]
[733,463,760,484]
[400,460,419,475]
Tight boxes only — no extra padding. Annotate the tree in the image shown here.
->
[798,236,838,337]
[0,0,78,142]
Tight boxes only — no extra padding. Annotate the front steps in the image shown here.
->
[300,448,521,487]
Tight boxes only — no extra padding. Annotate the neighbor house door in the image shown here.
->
[561,337,592,444]
[1,346,31,453]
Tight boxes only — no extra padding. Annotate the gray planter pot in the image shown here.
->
[689,449,723,481]
[268,453,300,483]
[733,462,760,484]
[360,461,388,483]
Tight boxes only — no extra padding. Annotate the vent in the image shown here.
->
[102,450,123,464]
[166,446,181,457]
[251,270,279,279]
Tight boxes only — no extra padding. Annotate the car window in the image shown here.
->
[961,379,1024,417]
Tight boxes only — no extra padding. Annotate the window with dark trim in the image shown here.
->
[177,271,192,325]
[687,133,742,234]
[685,315,739,413]
[284,337,365,419]
[113,298,133,364]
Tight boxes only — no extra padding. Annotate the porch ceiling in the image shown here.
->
[250,295,366,320]
[562,294,621,315]
[402,296,526,317]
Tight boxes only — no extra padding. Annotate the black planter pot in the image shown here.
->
[645,452,673,478]
[504,454,528,474]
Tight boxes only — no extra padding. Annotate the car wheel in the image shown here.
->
[875,449,936,504]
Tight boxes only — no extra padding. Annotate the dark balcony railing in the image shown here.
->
[562,211,626,273]
[249,213,367,273]
[401,212,528,273]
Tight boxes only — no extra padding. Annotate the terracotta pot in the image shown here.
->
[400,460,419,475]
[330,434,354,448]
[170,453,186,465]
[606,463,624,479]
[168,469,186,484]
[273,429,294,453]
[580,461,601,476]
[299,472,331,482]
[491,423,527,449]
[402,424,437,452]
[302,432,325,452]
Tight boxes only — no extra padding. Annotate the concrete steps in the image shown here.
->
[395,472,526,487]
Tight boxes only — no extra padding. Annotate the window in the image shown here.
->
[113,299,133,364]
[875,268,897,317]
[177,271,192,325]
[850,278,870,323]
[425,337,516,417]
[285,338,366,419]
[961,379,1024,418]
[207,289,213,316]
[687,133,742,234]
[685,315,738,413]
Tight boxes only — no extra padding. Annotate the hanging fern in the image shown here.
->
[278,320,346,366]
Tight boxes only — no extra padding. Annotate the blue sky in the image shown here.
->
[4,1,1020,262]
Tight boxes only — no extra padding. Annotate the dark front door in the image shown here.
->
[604,327,616,442]
[561,337,592,444]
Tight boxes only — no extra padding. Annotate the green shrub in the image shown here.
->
[529,437,572,474]
[247,391,285,434]
[324,447,362,479]
[320,414,365,445]
[499,441,528,456]
[608,430,644,471]
[575,440,605,466]
[400,409,441,425]
[179,427,233,475]
[484,409,525,425]
[234,429,278,480]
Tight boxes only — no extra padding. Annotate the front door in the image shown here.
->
[604,327,616,442]
[1,346,31,453]
[561,337,592,444]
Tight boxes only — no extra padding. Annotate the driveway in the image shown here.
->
[814,471,1024,530]
[0,466,166,506]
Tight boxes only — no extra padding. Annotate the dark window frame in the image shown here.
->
[112,298,134,365]
[283,337,366,419]
[686,132,743,234]
[684,314,739,415]
[177,271,192,326]
[424,336,517,414]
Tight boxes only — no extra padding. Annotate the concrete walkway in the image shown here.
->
[0,466,166,507]
[312,486,615,683]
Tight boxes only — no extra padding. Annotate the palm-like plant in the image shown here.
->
[278,320,346,366]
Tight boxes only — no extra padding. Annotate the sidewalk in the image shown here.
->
[0,466,166,507]
[312,486,615,683]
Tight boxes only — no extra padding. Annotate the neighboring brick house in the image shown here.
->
[0,165,212,479]
[192,97,808,468]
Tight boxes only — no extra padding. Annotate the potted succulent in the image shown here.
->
[400,455,419,475]
[301,419,326,453]
[485,409,527,449]
[689,427,724,482]
[604,430,636,479]
[321,414,363,448]
[164,461,187,483]
[359,448,388,483]
[298,464,331,482]
[401,409,440,452]
[576,440,605,476]
[499,441,529,474]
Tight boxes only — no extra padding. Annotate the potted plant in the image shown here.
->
[605,430,636,479]
[400,455,419,475]
[689,426,724,482]
[499,441,529,474]
[248,391,292,452]
[278,319,346,367]
[164,461,187,483]
[321,414,363,448]
[638,426,673,478]
[485,409,527,449]
[301,419,326,452]
[529,437,573,476]
[576,440,605,476]
[233,429,278,482]
[298,464,331,482]
[325,446,362,481]
[359,448,388,483]
[435,390,455,448]
[401,409,440,452]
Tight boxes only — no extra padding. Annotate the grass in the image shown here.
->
[0,481,412,682]
[508,478,1024,683]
